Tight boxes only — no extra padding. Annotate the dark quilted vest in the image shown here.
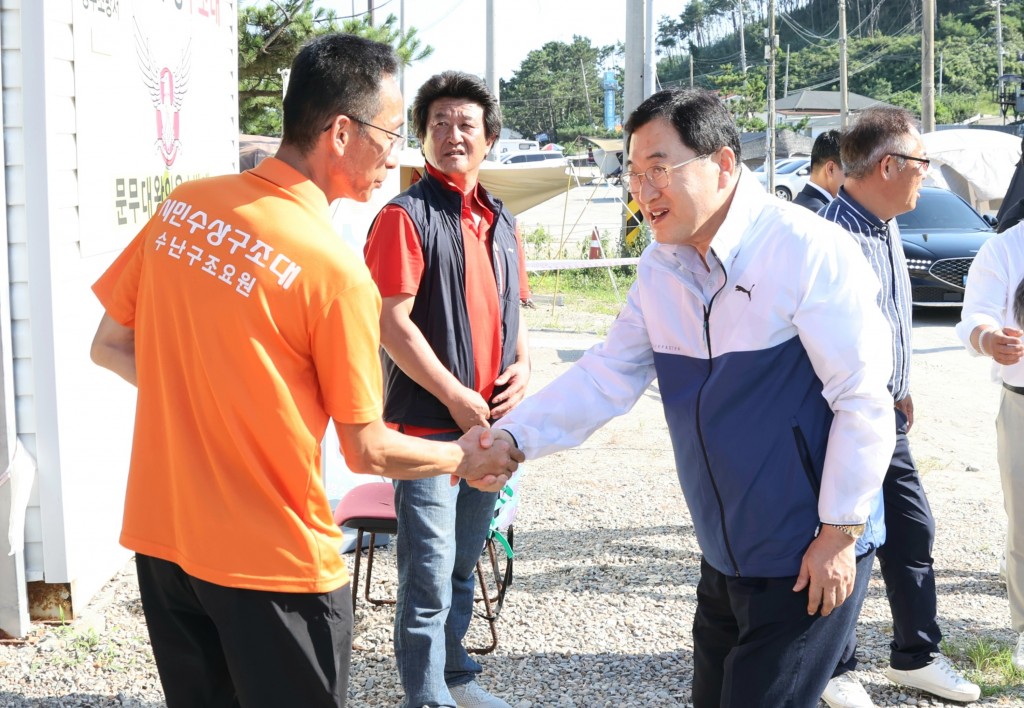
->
[372,171,521,429]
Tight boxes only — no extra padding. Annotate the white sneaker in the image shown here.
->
[1013,633,1024,671]
[884,653,980,703]
[448,680,512,708]
[822,673,875,708]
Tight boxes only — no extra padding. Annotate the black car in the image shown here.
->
[896,187,996,307]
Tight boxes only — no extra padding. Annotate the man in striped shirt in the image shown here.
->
[819,108,980,707]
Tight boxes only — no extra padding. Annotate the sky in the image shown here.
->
[320,0,682,96]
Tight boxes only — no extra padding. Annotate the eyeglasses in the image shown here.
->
[321,115,406,151]
[623,154,710,193]
[887,153,930,172]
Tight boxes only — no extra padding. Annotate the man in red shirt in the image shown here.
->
[364,71,530,708]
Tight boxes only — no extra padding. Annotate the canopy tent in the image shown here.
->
[581,137,624,178]
[238,138,590,216]
[397,148,593,215]
[921,129,1022,215]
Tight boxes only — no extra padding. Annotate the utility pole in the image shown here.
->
[765,0,777,193]
[581,58,595,126]
[738,0,748,76]
[622,1,647,258]
[367,0,374,26]
[784,44,790,97]
[922,0,935,132]
[624,1,645,127]
[839,0,849,128]
[400,0,407,137]
[646,0,657,96]
[997,0,1005,78]
[690,54,694,88]
[486,0,498,104]
[939,49,944,99]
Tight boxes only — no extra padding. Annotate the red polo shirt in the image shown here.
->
[364,164,529,437]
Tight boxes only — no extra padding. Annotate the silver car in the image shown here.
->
[754,158,811,201]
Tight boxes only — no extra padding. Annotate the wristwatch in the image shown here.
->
[822,522,866,539]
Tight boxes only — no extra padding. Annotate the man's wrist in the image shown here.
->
[496,427,519,450]
[820,522,865,540]
[979,328,995,357]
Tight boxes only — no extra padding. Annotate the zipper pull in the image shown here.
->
[703,305,711,352]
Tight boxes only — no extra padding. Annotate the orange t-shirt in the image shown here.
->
[92,158,384,593]
[364,165,530,437]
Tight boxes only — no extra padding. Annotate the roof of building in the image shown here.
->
[739,129,814,163]
[775,90,894,113]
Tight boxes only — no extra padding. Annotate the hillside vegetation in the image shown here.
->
[656,0,1023,123]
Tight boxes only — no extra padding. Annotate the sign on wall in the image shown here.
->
[74,0,238,256]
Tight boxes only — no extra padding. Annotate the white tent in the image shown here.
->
[239,141,592,217]
[582,137,624,178]
[398,148,593,215]
[922,129,1022,214]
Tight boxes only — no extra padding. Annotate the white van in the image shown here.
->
[499,150,567,166]
[495,139,541,156]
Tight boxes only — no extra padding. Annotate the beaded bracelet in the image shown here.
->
[980,329,992,357]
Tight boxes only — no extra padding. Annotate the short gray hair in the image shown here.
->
[841,107,920,180]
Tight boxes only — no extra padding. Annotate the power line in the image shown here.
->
[777,12,838,44]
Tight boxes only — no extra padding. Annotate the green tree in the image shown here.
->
[500,37,615,143]
[711,64,767,131]
[238,1,433,136]
[936,93,981,123]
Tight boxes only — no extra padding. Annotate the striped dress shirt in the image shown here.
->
[820,187,912,400]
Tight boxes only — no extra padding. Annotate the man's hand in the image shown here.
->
[987,327,1024,366]
[490,361,530,419]
[792,525,857,616]
[446,386,491,432]
[454,426,524,491]
[894,393,914,432]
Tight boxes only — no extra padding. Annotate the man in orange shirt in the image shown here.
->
[364,71,530,708]
[90,35,521,708]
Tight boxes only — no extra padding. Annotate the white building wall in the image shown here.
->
[1,0,43,581]
[3,0,238,618]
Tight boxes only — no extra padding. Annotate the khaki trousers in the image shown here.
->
[998,386,1024,632]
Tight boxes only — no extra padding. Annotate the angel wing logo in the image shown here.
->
[134,18,191,167]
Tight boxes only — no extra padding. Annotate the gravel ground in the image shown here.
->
[0,304,1019,707]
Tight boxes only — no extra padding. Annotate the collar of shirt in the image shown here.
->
[671,244,726,305]
[424,162,494,229]
[706,167,772,267]
[807,181,833,203]
[250,157,330,214]
[835,187,890,238]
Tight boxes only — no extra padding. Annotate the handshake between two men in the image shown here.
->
[451,426,525,493]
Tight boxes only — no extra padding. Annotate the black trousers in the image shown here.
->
[691,551,874,708]
[135,554,353,708]
[834,411,941,675]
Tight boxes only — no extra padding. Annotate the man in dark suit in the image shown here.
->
[794,130,843,211]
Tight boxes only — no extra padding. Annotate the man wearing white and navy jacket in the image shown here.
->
[493,89,895,708]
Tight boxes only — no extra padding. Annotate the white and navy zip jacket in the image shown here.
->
[498,170,895,578]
